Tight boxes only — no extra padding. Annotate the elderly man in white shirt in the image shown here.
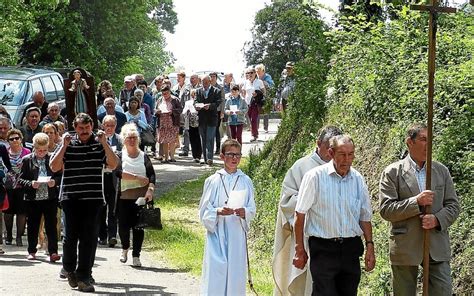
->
[272,125,342,296]
[293,135,376,296]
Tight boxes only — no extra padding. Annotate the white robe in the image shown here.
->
[272,152,326,296]
[199,169,256,296]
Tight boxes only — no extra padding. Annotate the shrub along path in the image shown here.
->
[0,119,280,295]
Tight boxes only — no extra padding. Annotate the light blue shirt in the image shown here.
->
[295,161,372,239]
[408,155,426,192]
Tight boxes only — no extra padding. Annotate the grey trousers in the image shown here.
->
[392,260,452,296]
[182,129,190,154]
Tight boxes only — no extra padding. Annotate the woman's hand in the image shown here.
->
[47,179,56,188]
[145,190,153,202]
[31,181,40,189]
[137,175,149,187]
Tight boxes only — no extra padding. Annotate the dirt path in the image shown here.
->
[0,119,280,295]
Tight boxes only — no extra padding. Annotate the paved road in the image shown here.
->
[0,119,280,295]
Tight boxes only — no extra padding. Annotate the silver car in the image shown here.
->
[0,66,65,127]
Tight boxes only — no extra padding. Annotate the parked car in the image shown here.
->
[0,66,65,127]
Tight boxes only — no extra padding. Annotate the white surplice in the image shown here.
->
[199,169,256,296]
[272,152,326,296]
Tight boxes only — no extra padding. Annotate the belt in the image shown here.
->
[313,236,358,244]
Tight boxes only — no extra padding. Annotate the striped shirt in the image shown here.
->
[54,134,106,201]
[408,155,426,192]
[295,161,372,239]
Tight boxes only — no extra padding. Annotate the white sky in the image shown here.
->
[163,0,467,81]
[164,0,339,81]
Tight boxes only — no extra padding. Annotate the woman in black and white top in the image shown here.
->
[116,123,156,267]
[18,133,61,262]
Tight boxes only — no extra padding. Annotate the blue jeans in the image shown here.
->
[199,125,216,162]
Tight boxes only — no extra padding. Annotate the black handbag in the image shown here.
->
[136,202,163,230]
[140,126,155,146]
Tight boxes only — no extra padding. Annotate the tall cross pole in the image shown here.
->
[410,1,456,295]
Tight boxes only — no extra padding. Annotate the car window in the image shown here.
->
[51,75,64,98]
[31,79,44,101]
[41,76,57,102]
[0,79,27,106]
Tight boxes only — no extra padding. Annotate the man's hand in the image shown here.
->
[217,207,234,216]
[62,132,72,146]
[365,244,376,271]
[416,190,434,206]
[96,130,107,146]
[420,214,439,230]
[292,247,308,269]
[47,179,56,188]
[234,208,245,219]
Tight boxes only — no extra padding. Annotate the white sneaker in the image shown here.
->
[132,257,142,267]
[120,249,128,263]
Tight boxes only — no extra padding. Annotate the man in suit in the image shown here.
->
[194,75,221,166]
[379,123,460,296]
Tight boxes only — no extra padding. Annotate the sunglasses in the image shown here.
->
[246,72,255,74]
[224,152,242,159]
[8,136,21,141]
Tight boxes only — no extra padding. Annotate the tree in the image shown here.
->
[15,0,177,87]
[243,0,328,82]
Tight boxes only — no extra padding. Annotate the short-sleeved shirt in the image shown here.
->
[54,134,106,201]
[295,161,372,238]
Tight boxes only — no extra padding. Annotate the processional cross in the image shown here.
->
[409,1,456,295]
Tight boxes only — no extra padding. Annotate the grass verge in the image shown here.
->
[144,167,274,294]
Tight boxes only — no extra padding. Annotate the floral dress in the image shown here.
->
[157,100,178,144]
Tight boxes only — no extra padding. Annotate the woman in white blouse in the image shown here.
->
[116,123,156,267]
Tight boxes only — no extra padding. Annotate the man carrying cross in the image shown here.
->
[379,123,460,295]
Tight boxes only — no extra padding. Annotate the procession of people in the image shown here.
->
[0,64,460,296]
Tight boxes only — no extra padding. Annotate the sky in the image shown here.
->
[163,0,339,81]
[163,0,468,81]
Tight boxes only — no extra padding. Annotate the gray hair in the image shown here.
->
[406,123,427,140]
[134,89,144,96]
[102,115,117,125]
[32,132,49,147]
[119,123,140,147]
[318,125,343,144]
[329,134,354,150]
[47,102,60,112]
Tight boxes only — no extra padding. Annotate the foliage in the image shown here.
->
[244,3,473,295]
[2,0,176,89]
[243,0,329,82]
[325,6,473,294]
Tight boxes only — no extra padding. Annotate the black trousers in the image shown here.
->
[189,126,202,159]
[26,199,58,254]
[215,112,222,152]
[118,199,144,258]
[99,173,117,241]
[62,200,103,281]
[309,236,364,296]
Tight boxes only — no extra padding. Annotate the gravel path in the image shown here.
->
[0,119,280,295]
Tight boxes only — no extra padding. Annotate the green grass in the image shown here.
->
[143,166,275,294]
[145,174,209,275]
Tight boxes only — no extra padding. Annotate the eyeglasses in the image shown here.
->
[8,136,21,141]
[246,72,255,74]
[224,152,242,159]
